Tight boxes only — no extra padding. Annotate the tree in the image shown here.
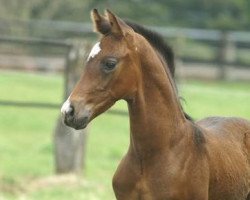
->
[1,0,250,30]
[54,42,90,174]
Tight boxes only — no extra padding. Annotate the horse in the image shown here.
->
[61,9,250,200]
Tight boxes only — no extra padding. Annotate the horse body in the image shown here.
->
[113,117,250,200]
[61,9,250,200]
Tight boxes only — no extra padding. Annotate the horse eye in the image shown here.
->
[103,58,117,72]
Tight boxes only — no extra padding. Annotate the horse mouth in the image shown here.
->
[63,115,89,130]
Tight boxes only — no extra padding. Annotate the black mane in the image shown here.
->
[125,21,193,121]
[125,21,175,78]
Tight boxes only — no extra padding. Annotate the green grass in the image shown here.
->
[0,71,249,199]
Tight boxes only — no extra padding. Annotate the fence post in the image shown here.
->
[217,31,235,80]
[54,41,91,175]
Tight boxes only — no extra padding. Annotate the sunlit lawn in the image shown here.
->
[0,71,249,200]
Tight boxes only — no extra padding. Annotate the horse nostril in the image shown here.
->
[67,105,74,117]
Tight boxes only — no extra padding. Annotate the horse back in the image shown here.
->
[197,116,250,200]
[197,116,250,153]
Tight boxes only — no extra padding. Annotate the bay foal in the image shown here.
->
[61,9,250,200]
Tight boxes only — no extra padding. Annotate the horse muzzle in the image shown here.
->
[61,99,91,130]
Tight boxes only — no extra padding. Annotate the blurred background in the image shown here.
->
[0,0,249,199]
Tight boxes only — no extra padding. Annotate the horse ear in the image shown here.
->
[105,10,136,50]
[105,9,131,37]
[91,9,111,35]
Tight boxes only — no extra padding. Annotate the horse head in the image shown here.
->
[61,9,143,130]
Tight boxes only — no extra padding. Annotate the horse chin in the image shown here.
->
[64,115,90,130]
[74,116,90,130]
[73,123,88,130]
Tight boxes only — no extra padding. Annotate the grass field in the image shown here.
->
[0,71,249,200]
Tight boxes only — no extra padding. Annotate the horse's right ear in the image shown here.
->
[91,9,111,35]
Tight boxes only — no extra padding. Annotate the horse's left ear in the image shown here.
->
[105,9,133,37]
[91,9,111,35]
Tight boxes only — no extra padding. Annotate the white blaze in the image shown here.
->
[87,42,101,61]
[61,99,71,114]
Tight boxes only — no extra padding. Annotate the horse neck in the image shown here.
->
[127,42,188,158]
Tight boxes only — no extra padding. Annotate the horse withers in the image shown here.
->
[61,9,250,200]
